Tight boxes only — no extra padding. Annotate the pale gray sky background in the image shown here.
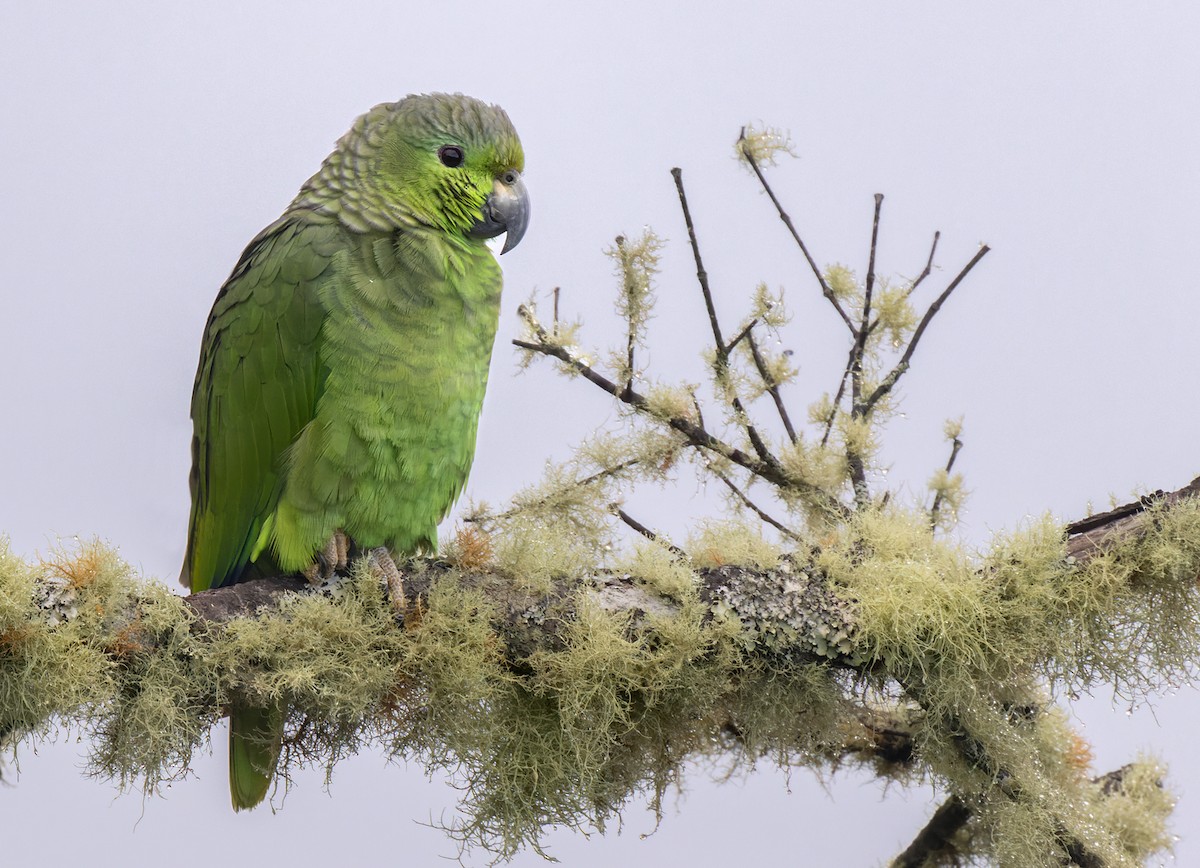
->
[3,3,1199,865]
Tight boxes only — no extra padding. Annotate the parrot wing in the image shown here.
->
[182,214,341,592]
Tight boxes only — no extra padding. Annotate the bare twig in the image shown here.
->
[690,389,706,429]
[715,472,803,541]
[737,130,857,335]
[553,286,561,332]
[820,343,856,447]
[739,408,776,469]
[724,317,759,355]
[673,167,777,469]
[862,194,884,337]
[904,231,941,301]
[615,507,686,556]
[861,245,990,414]
[672,168,726,351]
[746,332,798,445]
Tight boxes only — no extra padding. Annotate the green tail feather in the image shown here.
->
[229,703,284,811]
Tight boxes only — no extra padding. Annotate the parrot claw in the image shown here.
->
[368,546,408,622]
[303,530,352,584]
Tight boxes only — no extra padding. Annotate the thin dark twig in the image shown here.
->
[624,345,635,399]
[738,404,775,467]
[737,129,857,335]
[715,472,803,541]
[842,229,939,359]
[466,457,652,525]
[578,457,647,489]
[616,508,687,557]
[929,434,964,530]
[552,286,561,331]
[672,167,777,468]
[820,343,858,447]
[724,317,759,355]
[847,195,886,508]
[672,168,725,350]
[513,335,811,499]
[823,321,910,449]
[904,231,940,301]
[861,245,990,414]
[746,332,798,445]
[734,396,779,482]
[861,194,884,342]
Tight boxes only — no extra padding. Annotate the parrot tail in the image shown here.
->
[229,702,284,810]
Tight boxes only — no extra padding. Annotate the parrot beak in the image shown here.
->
[468,170,530,253]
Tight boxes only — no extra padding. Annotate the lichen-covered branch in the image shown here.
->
[3,476,1198,862]
[1065,476,1200,562]
[513,304,845,519]
[892,764,1171,868]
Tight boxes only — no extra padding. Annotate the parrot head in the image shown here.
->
[329,92,529,253]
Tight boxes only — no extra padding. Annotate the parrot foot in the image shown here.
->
[368,546,408,622]
[303,530,352,584]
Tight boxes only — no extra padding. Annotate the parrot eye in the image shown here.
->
[438,145,465,168]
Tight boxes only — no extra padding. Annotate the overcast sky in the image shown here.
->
[3,3,1200,865]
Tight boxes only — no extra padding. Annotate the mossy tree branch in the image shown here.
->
[513,305,846,520]
[2,479,1195,863]
[159,477,1200,652]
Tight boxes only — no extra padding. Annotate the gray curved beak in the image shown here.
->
[467,171,530,254]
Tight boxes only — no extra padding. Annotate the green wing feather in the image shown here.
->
[182,215,340,592]
[183,214,343,810]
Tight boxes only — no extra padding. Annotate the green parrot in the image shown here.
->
[181,93,527,810]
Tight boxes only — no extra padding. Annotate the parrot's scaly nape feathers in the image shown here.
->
[292,93,525,238]
[182,92,528,809]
